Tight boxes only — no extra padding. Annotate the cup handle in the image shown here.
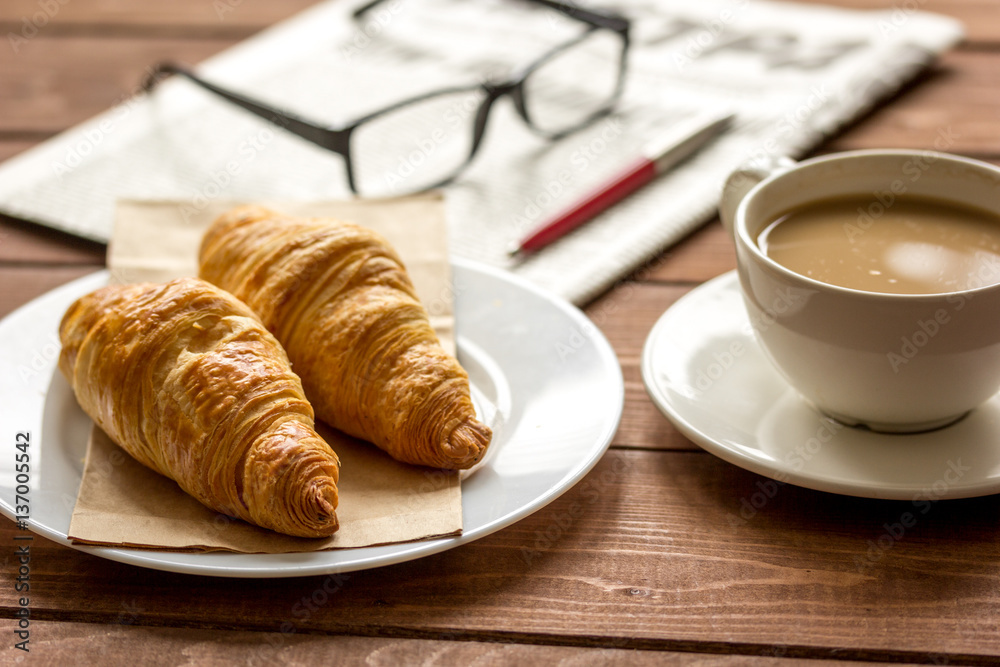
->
[719,156,797,235]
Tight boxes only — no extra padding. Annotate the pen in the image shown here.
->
[508,111,734,257]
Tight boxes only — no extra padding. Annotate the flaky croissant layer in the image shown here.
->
[199,205,492,469]
[59,277,341,538]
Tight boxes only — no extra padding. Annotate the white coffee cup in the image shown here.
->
[720,149,1000,433]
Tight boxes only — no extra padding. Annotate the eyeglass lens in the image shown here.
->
[522,29,624,136]
[349,29,624,197]
[351,88,487,197]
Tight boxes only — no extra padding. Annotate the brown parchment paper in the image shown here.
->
[66,194,463,552]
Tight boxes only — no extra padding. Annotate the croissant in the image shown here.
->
[58,277,341,538]
[198,205,492,469]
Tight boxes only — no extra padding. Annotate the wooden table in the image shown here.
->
[2,0,999,663]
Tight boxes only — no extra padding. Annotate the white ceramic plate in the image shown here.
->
[642,270,1000,500]
[0,258,623,577]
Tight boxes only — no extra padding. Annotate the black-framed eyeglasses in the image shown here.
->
[141,0,630,198]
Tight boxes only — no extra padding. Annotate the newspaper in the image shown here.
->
[0,0,963,304]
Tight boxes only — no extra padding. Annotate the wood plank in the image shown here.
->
[17,620,888,666]
[0,265,101,318]
[2,450,999,662]
[612,372,699,452]
[823,51,1000,155]
[638,220,736,285]
[0,218,105,266]
[0,37,232,133]
[586,283,701,451]
[0,0,318,33]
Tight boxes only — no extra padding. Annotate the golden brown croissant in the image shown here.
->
[58,277,341,538]
[198,205,492,469]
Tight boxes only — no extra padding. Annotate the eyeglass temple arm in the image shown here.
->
[522,0,629,31]
[353,0,628,32]
[142,63,349,156]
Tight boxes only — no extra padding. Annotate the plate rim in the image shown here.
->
[0,257,624,577]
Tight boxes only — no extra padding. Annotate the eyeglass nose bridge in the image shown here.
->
[462,79,526,168]
[479,76,533,128]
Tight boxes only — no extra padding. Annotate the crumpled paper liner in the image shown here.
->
[66,194,463,552]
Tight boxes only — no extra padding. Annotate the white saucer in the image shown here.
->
[0,259,623,577]
[641,270,1000,500]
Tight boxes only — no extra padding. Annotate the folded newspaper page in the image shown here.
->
[0,0,963,304]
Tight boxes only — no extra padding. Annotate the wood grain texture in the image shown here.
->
[586,283,701,451]
[0,265,101,318]
[2,451,999,662]
[0,0,318,32]
[822,51,1000,155]
[0,216,104,266]
[638,221,736,285]
[14,621,893,666]
[0,37,231,133]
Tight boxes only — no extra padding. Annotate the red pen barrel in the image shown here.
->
[518,157,658,253]
[510,112,733,256]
